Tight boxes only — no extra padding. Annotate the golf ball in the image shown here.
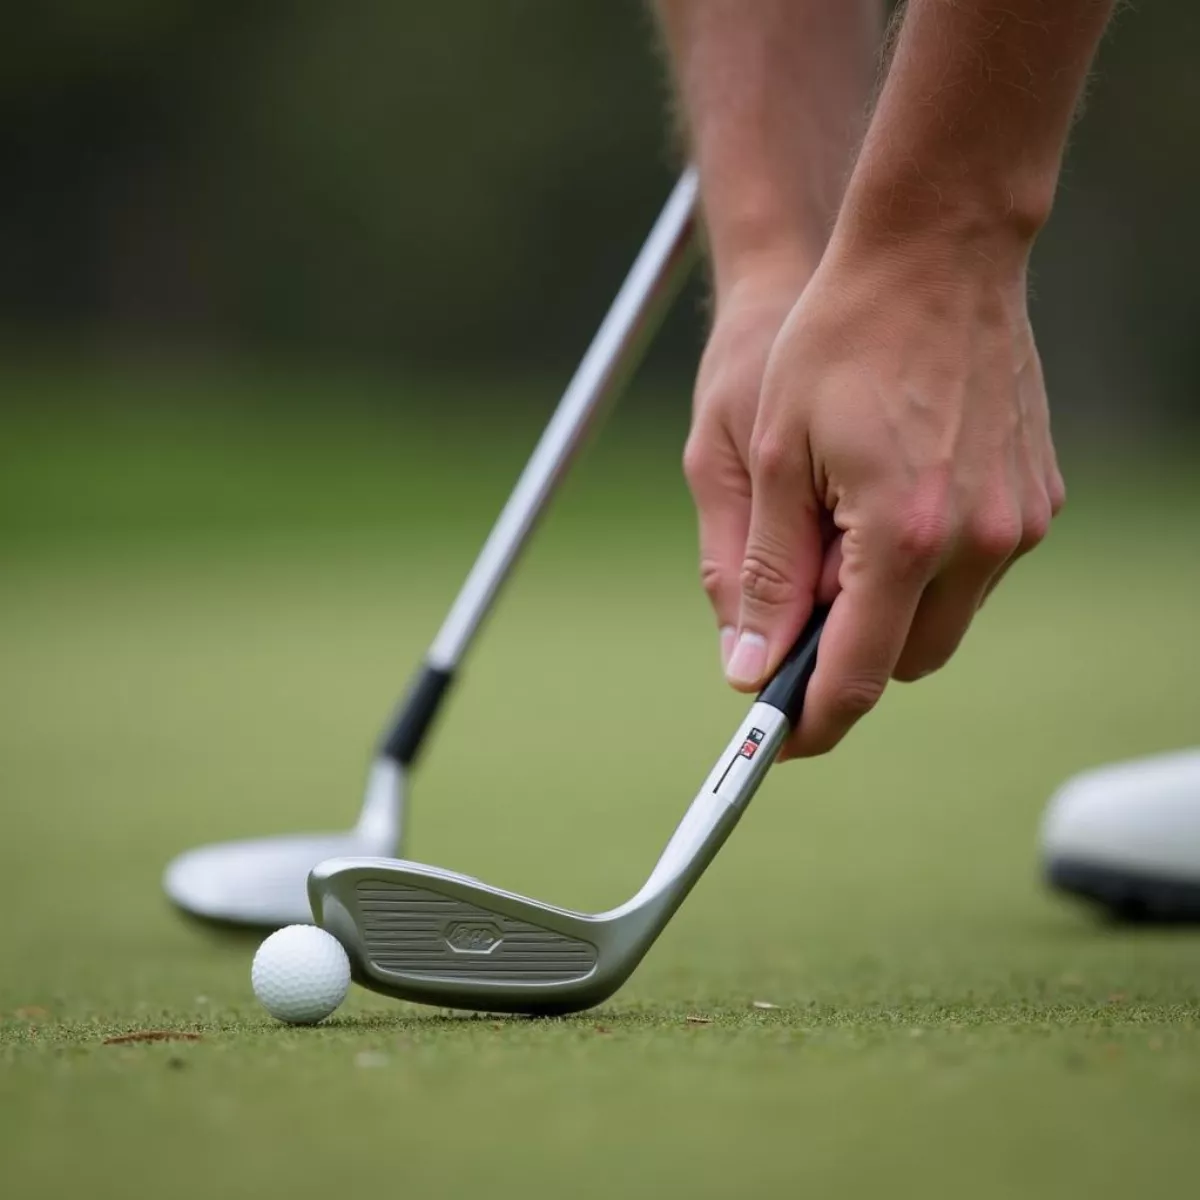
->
[251,925,351,1025]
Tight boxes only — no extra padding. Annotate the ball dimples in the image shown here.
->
[252,925,350,1024]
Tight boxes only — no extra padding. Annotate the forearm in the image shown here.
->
[839,0,1115,259]
[654,0,883,297]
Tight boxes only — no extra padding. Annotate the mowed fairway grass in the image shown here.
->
[2,370,1199,1199]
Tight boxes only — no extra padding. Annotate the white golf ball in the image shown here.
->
[251,925,351,1024]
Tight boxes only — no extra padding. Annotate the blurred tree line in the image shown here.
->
[1,1,1196,429]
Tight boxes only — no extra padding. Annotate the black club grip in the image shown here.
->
[755,606,829,729]
[378,662,455,766]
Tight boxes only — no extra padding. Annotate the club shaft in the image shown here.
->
[425,169,699,670]
[623,703,788,914]
[621,608,827,917]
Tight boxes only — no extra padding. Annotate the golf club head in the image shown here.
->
[164,759,405,930]
[309,857,652,1015]
[306,623,827,1015]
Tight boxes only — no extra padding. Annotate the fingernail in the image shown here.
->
[726,631,768,686]
[719,626,736,670]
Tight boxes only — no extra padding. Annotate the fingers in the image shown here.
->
[896,490,1053,677]
[891,509,1021,681]
[682,430,752,669]
[892,564,998,681]
[817,531,843,605]
[725,432,825,691]
[785,549,928,758]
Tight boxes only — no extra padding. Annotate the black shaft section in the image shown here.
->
[756,607,830,729]
[378,662,455,766]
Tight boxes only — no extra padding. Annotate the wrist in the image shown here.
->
[814,205,1033,346]
[706,212,827,313]
[699,167,835,297]
[710,240,819,317]
[832,152,1054,273]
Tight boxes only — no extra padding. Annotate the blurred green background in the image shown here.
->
[2,0,1199,435]
[3,4,1200,1199]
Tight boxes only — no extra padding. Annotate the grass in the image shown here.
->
[2,368,1199,1198]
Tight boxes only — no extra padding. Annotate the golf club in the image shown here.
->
[309,608,827,1015]
[163,169,700,928]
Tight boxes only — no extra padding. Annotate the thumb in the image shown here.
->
[725,436,824,691]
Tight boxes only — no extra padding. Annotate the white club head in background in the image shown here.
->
[164,760,403,928]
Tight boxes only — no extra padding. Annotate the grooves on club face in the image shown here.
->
[309,858,671,1015]
[309,615,826,1016]
[305,694,816,1015]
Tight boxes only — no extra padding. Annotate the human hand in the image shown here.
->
[682,263,817,672]
[689,234,1064,759]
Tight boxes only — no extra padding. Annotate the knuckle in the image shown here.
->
[1020,501,1053,552]
[681,438,714,494]
[749,432,799,483]
[892,506,954,567]
[1048,473,1067,517]
[698,557,727,605]
[739,552,798,611]
[830,675,887,722]
[965,509,1023,562]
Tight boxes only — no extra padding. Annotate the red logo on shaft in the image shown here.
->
[739,728,766,759]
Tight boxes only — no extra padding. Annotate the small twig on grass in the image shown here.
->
[102,1031,204,1045]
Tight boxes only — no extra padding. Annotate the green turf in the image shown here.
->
[2,371,1199,1199]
